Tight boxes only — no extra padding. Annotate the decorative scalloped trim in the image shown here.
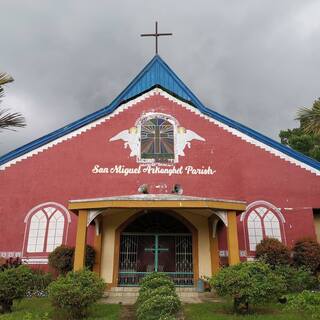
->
[0,90,157,170]
[1,87,319,176]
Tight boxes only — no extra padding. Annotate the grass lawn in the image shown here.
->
[183,301,304,320]
[0,298,121,320]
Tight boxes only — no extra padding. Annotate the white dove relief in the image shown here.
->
[176,127,205,157]
[109,127,139,157]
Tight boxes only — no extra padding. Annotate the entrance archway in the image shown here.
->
[114,210,197,286]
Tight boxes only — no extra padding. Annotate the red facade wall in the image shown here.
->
[0,92,319,264]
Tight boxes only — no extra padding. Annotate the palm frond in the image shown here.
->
[0,73,14,86]
[0,73,14,99]
[296,100,320,135]
[0,108,26,131]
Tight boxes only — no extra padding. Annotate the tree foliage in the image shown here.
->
[297,98,320,135]
[280,127,320,161]
[292,238,320,273]
[0,72,26,131]
[280,98,320,161]
[210,262,286,314]
[256,238,291,267]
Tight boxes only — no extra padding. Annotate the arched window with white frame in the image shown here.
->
[23,202,71,257]
[242,201,285,254]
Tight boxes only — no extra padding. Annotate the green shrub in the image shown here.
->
[48,245,96,274]
[137,285,177,306]
[274,265,317,293]
[256,238,291,267]
[210,261,286,314]
[28,270,53,297]
[292,238,320,273]
[140,273,175,292]
[137,273,181,320]
[136,294,181,320]
[286,290,320,319]
[0,265,33,313]
[48,245,74,275]
[48,269,105,319]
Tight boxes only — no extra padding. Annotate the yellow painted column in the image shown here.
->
[208,218,220,275]
[93,217,102,275]
[73,210,88,271]
[227,211,240,265]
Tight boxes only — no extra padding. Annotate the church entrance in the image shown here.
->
[118,211,194,286]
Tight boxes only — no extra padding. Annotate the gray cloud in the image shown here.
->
[1,0,320,155]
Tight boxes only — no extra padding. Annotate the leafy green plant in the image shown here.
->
[256,238,291,267]
[137,284,177,306]
[23,312,50,320]
[48,269,105,319]
[210,262,286,314]
[27,270,53,297]
[48,245,96,275]
[137,294,181,320]
[286,290,320,319]
[292,238,320,273]
[0,265,33,313]
[137,272,181,320]
[140,272,175,292]
[274,265,317,293]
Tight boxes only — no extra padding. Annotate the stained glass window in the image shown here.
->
[140,117,174,161]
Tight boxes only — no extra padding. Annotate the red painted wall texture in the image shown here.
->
[0,92,319,266]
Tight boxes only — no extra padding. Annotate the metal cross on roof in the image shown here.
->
[141,21,173,55]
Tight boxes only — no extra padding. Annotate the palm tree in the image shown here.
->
[0,72,26,131]
[296,99,320,135]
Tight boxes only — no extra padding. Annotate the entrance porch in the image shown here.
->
[68,195,246,288]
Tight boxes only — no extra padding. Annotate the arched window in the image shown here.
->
[24,203,70,256]
[140,115,175,162]
[243,202,285,253]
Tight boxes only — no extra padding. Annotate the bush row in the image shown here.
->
[256,237,320,273]
[210,260,319,315]
[0,266,105,319]
[136,273,181,320]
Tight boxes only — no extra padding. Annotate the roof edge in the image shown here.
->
[0,55,319,172]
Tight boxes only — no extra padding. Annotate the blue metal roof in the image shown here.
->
[1,54,320,171]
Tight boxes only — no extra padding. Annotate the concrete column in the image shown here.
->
[209,218,220,274]
[73,210,88,271]
[227,211,240,265]
[93,217,102,275]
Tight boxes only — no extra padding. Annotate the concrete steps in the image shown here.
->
[101,286,216,304]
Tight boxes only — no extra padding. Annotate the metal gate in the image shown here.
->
[118,233,193,286]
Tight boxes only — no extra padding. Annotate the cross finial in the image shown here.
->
[141,22,173,55]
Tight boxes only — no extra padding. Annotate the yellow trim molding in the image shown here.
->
[69,199,246,212]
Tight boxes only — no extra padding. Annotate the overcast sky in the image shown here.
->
[1,0,320,156]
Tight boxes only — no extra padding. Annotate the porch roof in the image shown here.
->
[68,194,246,212]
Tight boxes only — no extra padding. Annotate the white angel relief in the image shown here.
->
[109,118,205,162]
[176,127,205,156]
[109,127,140,157]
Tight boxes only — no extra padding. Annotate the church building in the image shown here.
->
[0,54,320,288]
